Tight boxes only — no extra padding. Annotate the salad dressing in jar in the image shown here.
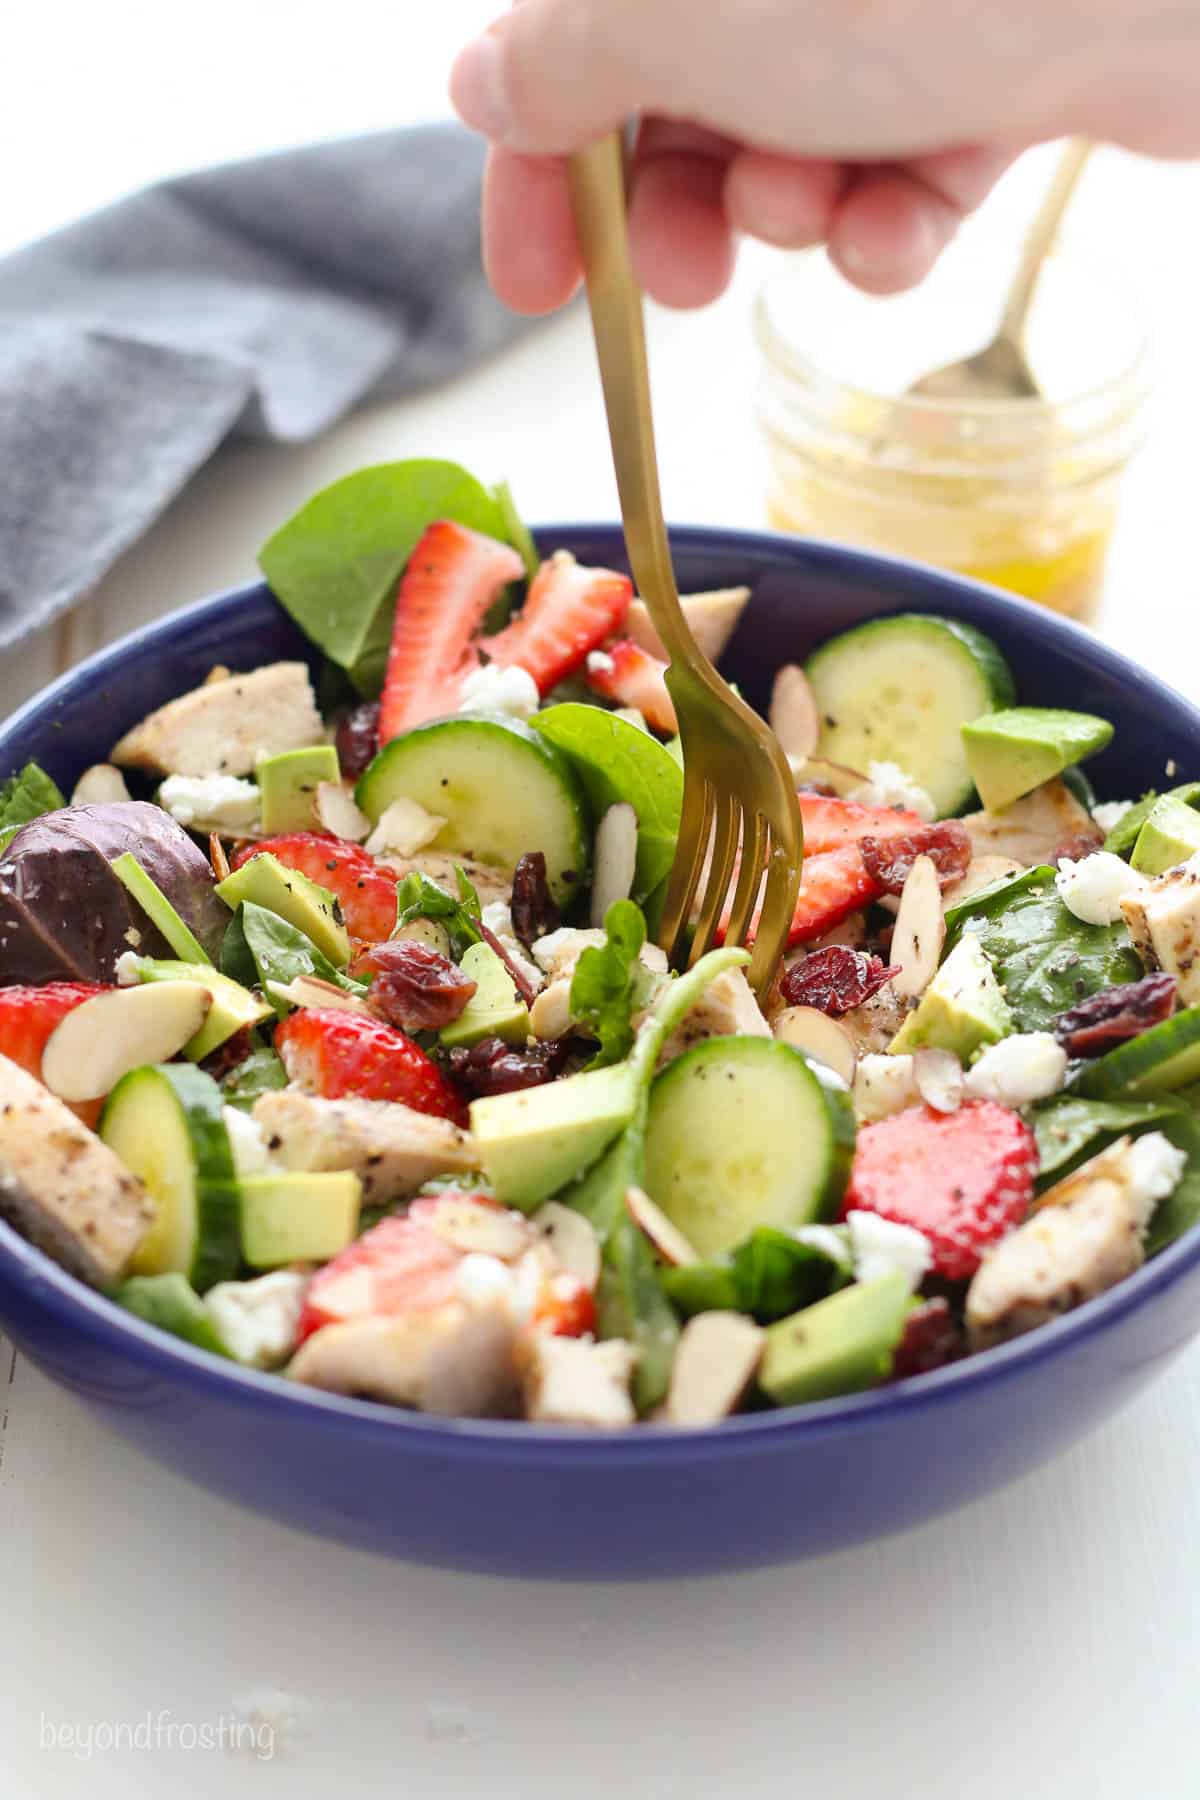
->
[755,237,1148,622]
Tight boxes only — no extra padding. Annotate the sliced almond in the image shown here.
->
[42,982,212,1102]
[769,665,820,762]
[665,1312,765,1426]
[889,854,944,999]
[392,917,453,958]
[71,763,132,806]
[626,587,749,664]
[365,797,446,858]
[204,664,232,686]
[626,1185,700,1267]
[427,1196,531,1259]
[942,854,1023,910]
[315,782,371,842]
[772,1006,857,1086]
[530,1201,602,1288]
[208,831,231,882]
[266,975,370,1015]
[787,755,869,797]
[913,1047,963,1114]
[590,802,639,927]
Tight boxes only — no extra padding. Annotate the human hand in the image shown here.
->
[451,0,1197,313]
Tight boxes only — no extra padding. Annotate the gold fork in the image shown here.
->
[568,134,802,998]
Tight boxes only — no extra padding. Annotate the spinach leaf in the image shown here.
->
[234,902,365,1016]
[219,909,257,988]
[258,460,515,695]
[570,900,652,1069]
[533,704,682,901]
[1146,1110,1200,1257]
[663,1226,852,1324]
[944,864,1141,1034]
[221,1046,288,1112]
[1103,783,1200,859]
[1033,1095,1186,1185]
[557,947,751,1410]
[0,761,66,851]
[493,479,540,581]
[395,869,482,961]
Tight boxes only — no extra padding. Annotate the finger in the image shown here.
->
[482,146,581,315]
[827,149,1012,294]
[723,151,845,249]
[628,149,737,309]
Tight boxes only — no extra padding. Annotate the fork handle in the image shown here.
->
[568,134,701,671]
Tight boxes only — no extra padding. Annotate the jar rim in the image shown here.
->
[754,241,1151,433]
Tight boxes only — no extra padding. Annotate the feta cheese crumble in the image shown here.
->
[158,773,261,830]
[481,900,514,938]
[963,1033,1069,1108]
[205,1270,310,1369]
[364,795,446,858]
[848,761,936,824]
[458,662,540,720]
[1125,1131,1187,1232]
[853,1053,920,1123]
[222,1106,276,1178]
[1055,851,1148,926]
[1090,800,1135,836]
[846,1210,933,1293]
[586,650,615,677]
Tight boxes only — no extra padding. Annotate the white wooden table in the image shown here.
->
[5,10,1200,1797]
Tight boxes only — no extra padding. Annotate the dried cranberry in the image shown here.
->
[1055,972,1178,1058]
[859,821,972,895]
[351,940,477,1033]
[446,1035,570,1098]
[779,945,896,1017]
[1055,830,1104,863]
[199,1026,257,1082]
[510,851,560,944]
[890,1297,963,1380]
[335,701,381,781]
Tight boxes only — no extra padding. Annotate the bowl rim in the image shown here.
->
[3,520,1199,1461]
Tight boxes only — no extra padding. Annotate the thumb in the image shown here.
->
[451,2,648,153]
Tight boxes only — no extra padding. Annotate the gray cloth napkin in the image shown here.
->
[0,124,532,652]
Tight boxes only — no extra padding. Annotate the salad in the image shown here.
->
[1,456,1198,1431]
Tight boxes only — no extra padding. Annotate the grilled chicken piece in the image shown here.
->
[289,1304,520,1416]
[961,778,1101,868]
[1121,858,1200,1004]
[253,1091,479,1206]
[111,662,322,778]
[0,1055,152,1286]
[519,1332,637,1427]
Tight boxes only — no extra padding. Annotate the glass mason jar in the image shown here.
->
[755,235,1149,623]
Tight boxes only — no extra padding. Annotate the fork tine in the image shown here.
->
[689,794,740,965]
[723,809,767,950]
[658,775,713,966]
[748,828,799,994]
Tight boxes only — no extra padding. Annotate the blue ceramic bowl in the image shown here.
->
[1,525,1197,1581]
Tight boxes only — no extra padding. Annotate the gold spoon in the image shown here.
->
[907,139,1092,403]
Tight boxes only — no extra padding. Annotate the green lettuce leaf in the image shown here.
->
[570,900,653,1069]
[944,865,1141,1034]
[258,460,521,696]
[394,869,482,962]
[223,902,365,1016]
[0,761,66,851]
[663,1225,853,1324]
[220,1046,288,1112]
[533,704,682,901]
[1032,1094,1185,1185]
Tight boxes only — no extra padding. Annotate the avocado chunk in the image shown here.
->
[889,932,1012,1059]
[470,1062,639,1211]
[118,1272,231,1356]
[111,851,214,964]
[239,1171,362,1268]
[1130,794,1200,876]
[132,958,273,1060]
[758,1272,913,1405]
[440,941,530,1050]
[216,853,351,967]
[257,745,341,835]
[962,707,1113,813]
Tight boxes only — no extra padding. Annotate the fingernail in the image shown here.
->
[450,35,513,140]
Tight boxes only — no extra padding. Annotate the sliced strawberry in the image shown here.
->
[298,1200,465,1342]
[585,639,678,734]
[276,1009,468,1125]
[0,982,109,1126]
[233,834,399,946]
[797,794,925,854]
[787,845,884,944]
[378,521,524,743]
[533,1269,597,1337]
[482,552,632,694]
[841,1100,1039,1281]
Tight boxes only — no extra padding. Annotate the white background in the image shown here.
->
[4,6,1200,1796]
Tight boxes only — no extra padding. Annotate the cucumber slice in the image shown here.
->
[805,614,1014,817]
[357,715,589,905]
[102,1065,240,1292]
[1073,1007,1200,1099]
[643,1038,856,1260]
